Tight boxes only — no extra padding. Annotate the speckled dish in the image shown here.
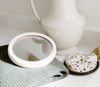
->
[64,60,99,75]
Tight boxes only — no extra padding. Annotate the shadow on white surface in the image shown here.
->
[86,66,100,87]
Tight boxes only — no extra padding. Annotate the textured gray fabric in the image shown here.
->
[0,45,69,87]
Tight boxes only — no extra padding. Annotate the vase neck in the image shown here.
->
[50,0,78,16]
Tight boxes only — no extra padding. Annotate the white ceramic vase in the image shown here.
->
[31,0,86,55]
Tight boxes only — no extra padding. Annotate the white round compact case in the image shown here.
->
[8,32,56,68]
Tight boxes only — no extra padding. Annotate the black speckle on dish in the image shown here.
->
[80,70,82,72]
[71,56,74,58]
[75,68,77,70]
[81,56,83,58]
[76,61,79,63]
[81,59,83,61]
[75,56,77,58]
[88,62,92,63]
[83,68,86,70]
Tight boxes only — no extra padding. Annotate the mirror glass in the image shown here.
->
[13,36,53,61]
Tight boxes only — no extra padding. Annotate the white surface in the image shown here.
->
[0,0,99,86]
[41,45,99,87]
[0,27,24,45]
[86,67,100,87]
[41,74,96,87]
[0,27,99,87]
[0,0,100,31]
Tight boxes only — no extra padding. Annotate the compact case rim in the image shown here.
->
[8,32,56,68]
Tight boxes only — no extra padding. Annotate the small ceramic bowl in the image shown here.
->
[64,61,99,75]
[8,32,56,68]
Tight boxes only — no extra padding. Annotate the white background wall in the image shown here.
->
[0,0,99,31]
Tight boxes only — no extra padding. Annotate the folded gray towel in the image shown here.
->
[0,45,69,87]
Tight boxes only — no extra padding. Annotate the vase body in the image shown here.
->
[31,0,86,55]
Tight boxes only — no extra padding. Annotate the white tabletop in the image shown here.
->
[41,45,100,87]
[0,27,99,87]
[41,68,100,87]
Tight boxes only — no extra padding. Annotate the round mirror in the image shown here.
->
[8,32,56,68]
[13,36,53,61]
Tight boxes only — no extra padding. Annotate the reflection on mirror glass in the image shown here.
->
[13,36,53,61]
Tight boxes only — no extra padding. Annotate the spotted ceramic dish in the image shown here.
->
[64,53,99,75]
